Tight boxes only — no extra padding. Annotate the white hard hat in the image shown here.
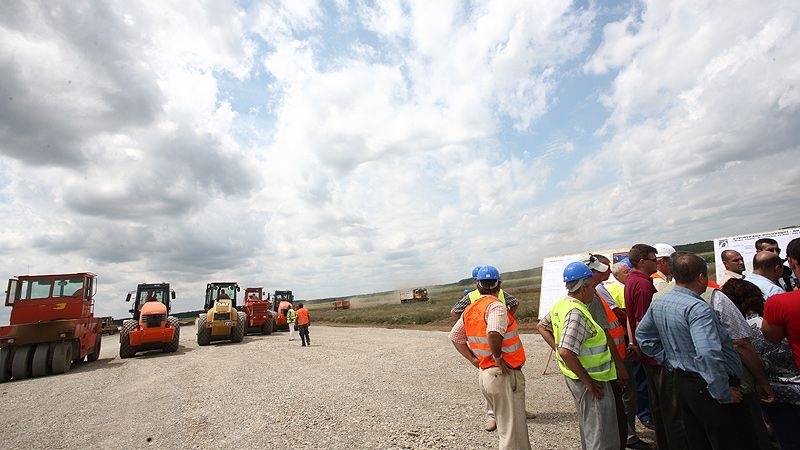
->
[654,243,676,259]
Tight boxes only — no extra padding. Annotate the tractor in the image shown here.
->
[196,282,246,345]
[240,287,275,335]
[271,289,295,331]
[0,272,103,381]
[119,283,180,358]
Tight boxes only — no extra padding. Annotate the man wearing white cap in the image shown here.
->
[651,243,676,292]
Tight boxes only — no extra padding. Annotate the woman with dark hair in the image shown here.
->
[722,278,800,449]
[720,278,764,320]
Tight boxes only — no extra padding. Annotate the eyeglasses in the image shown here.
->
[642,258,657,263]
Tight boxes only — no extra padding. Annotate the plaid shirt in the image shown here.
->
[540,300,597,355]
[449,300,508,344]
[450,289,519,315]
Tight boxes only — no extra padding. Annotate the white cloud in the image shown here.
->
[1,1,797,323]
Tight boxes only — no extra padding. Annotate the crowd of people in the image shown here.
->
[449,237,800,450]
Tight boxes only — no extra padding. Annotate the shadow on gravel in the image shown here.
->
[525,411,578,425]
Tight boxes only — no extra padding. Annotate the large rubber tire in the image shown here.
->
[51,342,73,375]
[11,345,33,380]
[31,343,51,377]
[119,320,137,359]
[164,317,180,352]
[196,314,211,346]
[87,335,101,362]
[0,348,12,382]
[231,312,246,343]
[261,318,273,335]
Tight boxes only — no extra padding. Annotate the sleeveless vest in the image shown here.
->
[463,296,525,369]
[550,298,616,381]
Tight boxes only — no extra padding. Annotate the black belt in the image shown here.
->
[674,368,740,387]
[674,368,704,381]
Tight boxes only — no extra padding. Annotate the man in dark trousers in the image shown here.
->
[636,252,756,449]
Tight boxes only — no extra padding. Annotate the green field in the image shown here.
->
[307,267,543,327]
[306,248,716,328]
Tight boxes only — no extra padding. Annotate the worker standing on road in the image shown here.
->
[287,303,297,341]
[538,262,620,450]
[452,265,535,431]
[296,303,311,347]
[450,265,531,450]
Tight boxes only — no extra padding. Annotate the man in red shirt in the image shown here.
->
[625,243,686,450]
[763,237,800,368]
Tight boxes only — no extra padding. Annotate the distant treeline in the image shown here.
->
[675,241,714,254]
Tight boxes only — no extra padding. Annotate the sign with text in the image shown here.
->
[538,248,628,319]
[713,227,800,281]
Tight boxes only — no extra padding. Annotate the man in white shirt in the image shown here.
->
[719,250,746,288]
[748,251,786,301]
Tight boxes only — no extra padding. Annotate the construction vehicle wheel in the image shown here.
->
[231,312,246,343]
[87,335,101,362]
[119,320,137,359]
[197,314,211,346]
[51,342,73,375]
[261,319,273,335]
[164,317,180,352]
[31,343,51,377]
[11,345,33,380]
[0,348,13,382]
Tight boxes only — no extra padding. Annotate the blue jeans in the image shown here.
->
[633,361,652,423]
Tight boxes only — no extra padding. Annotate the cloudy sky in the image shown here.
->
[1,0,799,319]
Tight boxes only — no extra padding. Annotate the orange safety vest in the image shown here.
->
[295,308,310,326]
[651,272,666,281]
[596,291,626,361]
[463,296,526,370]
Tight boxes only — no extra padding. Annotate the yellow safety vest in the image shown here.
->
[468,289,507,308]
[550,298,616,382]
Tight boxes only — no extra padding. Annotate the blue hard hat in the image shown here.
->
[463,289,470,296]
[476,265,501,281]
[563,262,593,282]
[471,265,483,280]
[621,257,633,269]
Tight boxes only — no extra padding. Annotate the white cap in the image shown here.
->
[584,254,609,273]
[654,243,676,259]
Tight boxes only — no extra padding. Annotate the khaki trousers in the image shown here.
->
[479,367,531,450]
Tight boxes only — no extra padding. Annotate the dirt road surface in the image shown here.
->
[0,326,653,449]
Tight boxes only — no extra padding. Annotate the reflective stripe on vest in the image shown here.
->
[550,298,616,382]
[468,289,507,308]
[596,291,626,360]
[463,296,525,369]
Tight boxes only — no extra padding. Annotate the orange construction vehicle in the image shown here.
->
[0,272,103,381]
[240,287,275,335]
[332,299,351,310]
[119,283,180,358]
[271,290,294,331]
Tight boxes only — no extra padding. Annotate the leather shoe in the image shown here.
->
[483,418,497,432]
[641,421,655,430]
[626,440,655,449]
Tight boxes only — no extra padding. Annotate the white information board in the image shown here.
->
[538,248,628,319]
[713,227,800,281]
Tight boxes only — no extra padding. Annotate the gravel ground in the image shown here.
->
[0,326,654,449]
